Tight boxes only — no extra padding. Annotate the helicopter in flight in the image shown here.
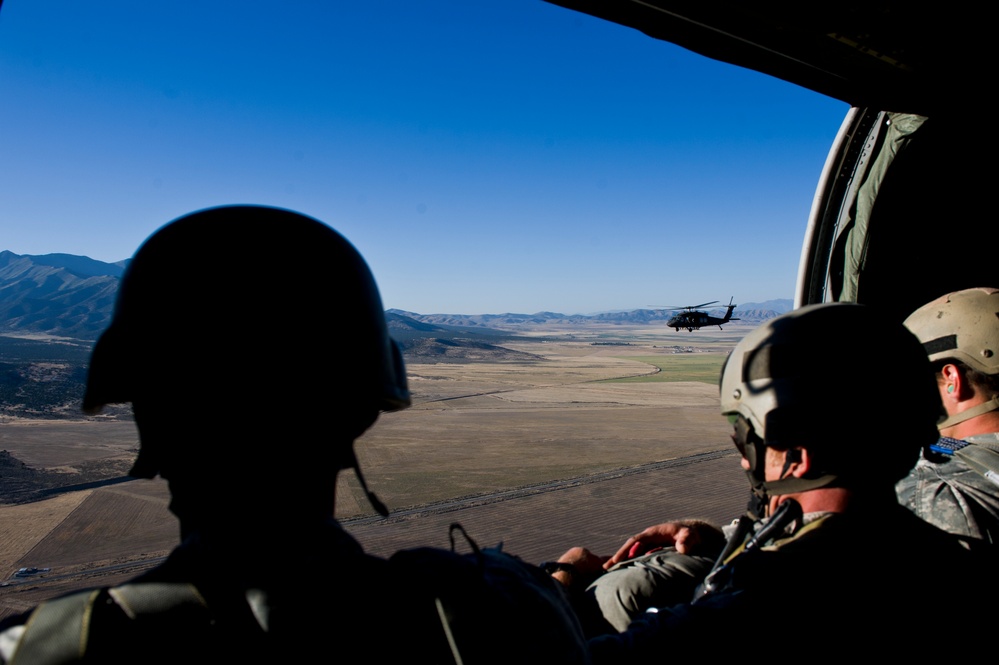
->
[655,298,740,332]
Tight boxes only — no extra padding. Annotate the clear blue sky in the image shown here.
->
[0,1,848,315]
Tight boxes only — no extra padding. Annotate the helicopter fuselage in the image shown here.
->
[665,300,738,331]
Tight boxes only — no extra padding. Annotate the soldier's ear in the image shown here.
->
[939,363,967,402]
[786,447,811,477]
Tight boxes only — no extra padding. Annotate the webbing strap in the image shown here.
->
[938,396,999,430]
[10,589,101,664]
[108,583,209,621]
[9,584,210,664]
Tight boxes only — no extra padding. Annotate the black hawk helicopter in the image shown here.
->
[655,298,739,332]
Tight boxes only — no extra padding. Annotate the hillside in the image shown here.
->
[0,251,122,341]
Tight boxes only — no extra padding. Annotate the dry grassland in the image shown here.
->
[0,323,754,619]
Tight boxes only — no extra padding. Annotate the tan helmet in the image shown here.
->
[720,302,940,496]
[903,287,999,375]
[904,287,999,429]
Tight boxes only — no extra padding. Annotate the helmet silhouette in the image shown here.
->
[83,205,410,480]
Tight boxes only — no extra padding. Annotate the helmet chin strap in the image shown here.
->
[342,444,389,518]
[746,471,838,519]
[764,473,839,500]
[736,417,838,518]
[938,396,999,431]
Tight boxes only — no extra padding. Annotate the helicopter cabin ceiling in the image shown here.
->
[544,1,983,117]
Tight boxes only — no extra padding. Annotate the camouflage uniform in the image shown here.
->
[895,432,999,546]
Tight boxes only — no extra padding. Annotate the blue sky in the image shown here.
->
[0,1,848,315]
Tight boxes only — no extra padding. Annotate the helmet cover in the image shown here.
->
[903,287,999,375]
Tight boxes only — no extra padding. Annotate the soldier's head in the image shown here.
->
[903,287,999,433]
[719,303,941,516]
[83,205,410,526]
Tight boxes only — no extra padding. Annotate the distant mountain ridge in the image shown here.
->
[0,251,124,340]
[387,299,792,328]
[0,250,790,341]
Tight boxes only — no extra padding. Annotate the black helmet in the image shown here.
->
[83,205,410,483]
[720,303,941,503]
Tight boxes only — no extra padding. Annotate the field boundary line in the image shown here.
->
[342,449,739,526]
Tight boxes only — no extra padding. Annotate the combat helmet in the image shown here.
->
[903,287,999,429]
[83,205,409,514]
[720,302,940,512]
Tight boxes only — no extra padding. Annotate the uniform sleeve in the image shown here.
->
[896,455,999,543]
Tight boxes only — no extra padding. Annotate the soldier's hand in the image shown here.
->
[604,522,702,568]
[558,546,609,575]
[545,547,609,588]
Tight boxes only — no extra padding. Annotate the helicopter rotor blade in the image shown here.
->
[650,301,719,310]
[650,300,720,311]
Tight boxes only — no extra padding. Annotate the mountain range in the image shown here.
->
[0,251,125,341]
[387,302,792,331]
[0,250,790,342]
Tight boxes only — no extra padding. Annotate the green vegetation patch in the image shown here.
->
[604,353,728,384]
[0,338,111,419]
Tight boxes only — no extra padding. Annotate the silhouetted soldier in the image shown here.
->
[0,206,427,662]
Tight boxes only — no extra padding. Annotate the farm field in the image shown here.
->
[0,323,753,619]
